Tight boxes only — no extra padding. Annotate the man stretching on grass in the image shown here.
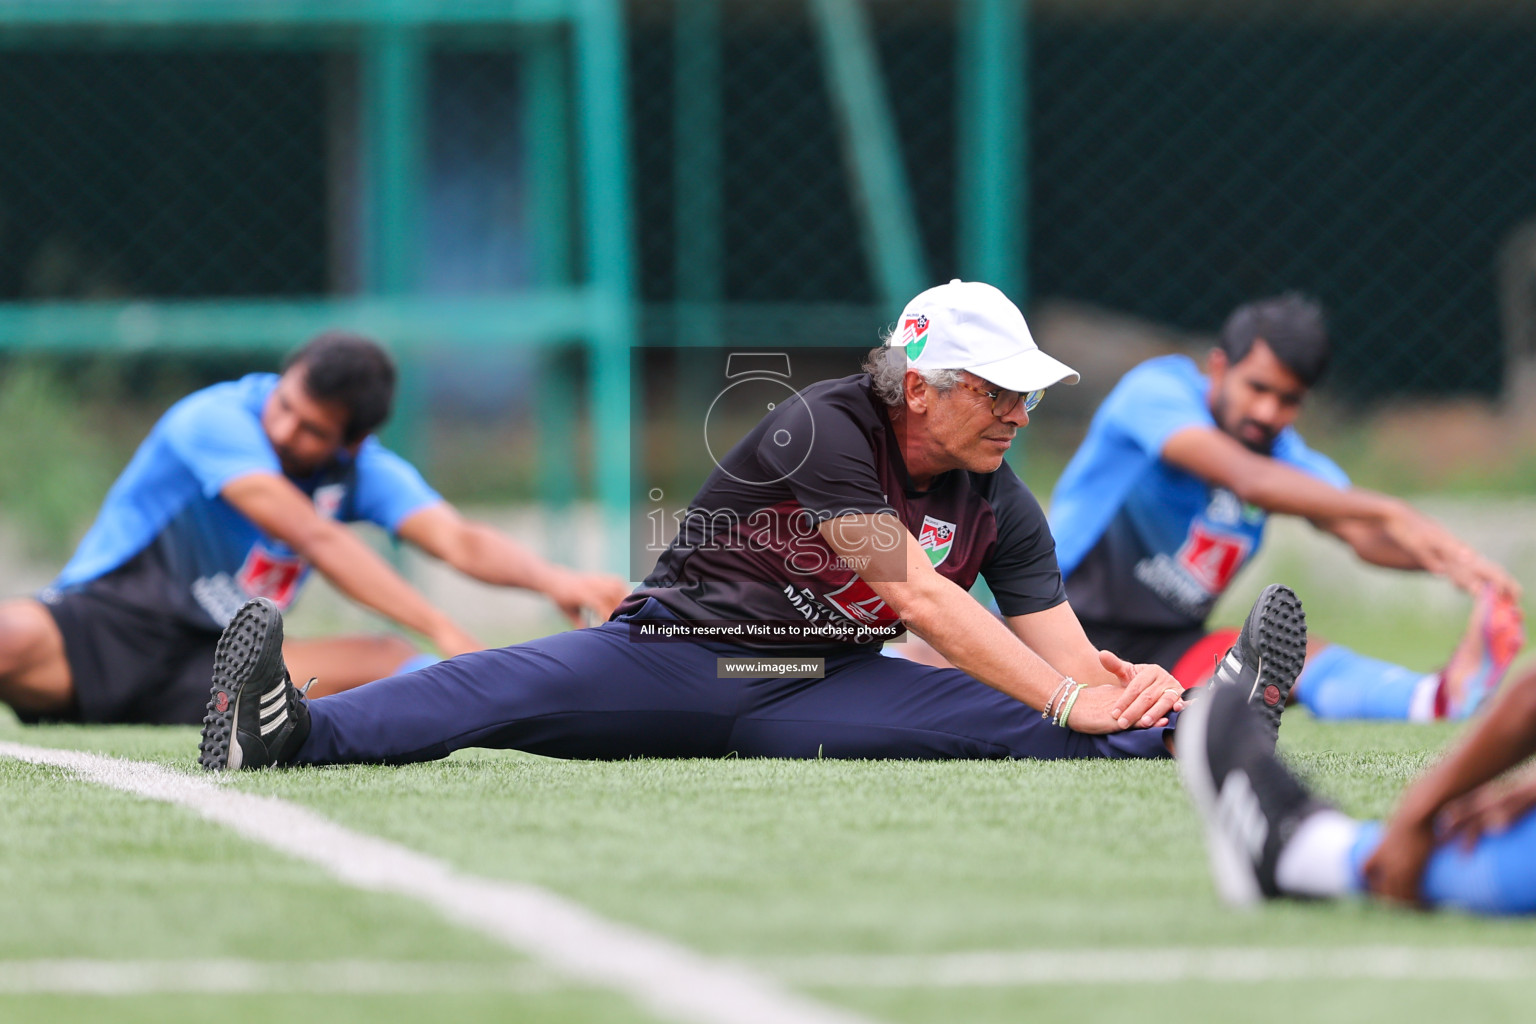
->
[0,331,628,726]
[1182,654,1536,914]
[1050,293,1523,722]
[199,280,1309,771]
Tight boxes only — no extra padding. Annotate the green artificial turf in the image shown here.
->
[3,707,1534,1024]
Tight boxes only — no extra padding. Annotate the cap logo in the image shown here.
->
[900,315,930,360]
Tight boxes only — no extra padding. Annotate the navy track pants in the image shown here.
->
[295,602,1174,765]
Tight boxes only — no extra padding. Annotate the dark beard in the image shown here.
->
[1235,420,1277,453]
[1212,393,1276,453]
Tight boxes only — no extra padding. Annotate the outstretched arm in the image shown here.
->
[1162,425,1518,599]
[1315,513,1519,600]
[1365,664,1536,904]
[1314,517,1426,571]
[819,514,1182,734]
[1164,424,1400,521]
[222,473,481,657]
[396,503,631,625]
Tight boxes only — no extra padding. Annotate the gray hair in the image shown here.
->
[863,340,961,407]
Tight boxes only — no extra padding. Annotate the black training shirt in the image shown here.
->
[617,373,1066,652]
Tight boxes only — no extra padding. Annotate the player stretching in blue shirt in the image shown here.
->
[1182,658,1536,915]
[0,332,628,725]
[1051,293,1522,722]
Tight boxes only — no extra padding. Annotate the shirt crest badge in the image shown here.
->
[919,515,956,568]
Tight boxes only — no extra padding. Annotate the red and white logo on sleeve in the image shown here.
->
[823,577,900,627]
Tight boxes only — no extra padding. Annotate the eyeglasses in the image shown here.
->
[954,378,1045,417]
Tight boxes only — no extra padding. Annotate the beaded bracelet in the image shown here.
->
[1054,684,1083,729]
[1041,678,1075,720]
[1050,681,1077,726]
[1054,683,1086,729]
[1043,680,1068,718]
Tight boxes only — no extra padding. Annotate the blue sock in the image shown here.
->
[395,653,442,675]
[1348,820,1385,894]
[1294,644,1436,721]
[1349,809,1536,914]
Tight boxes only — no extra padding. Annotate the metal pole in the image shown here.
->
[524,28,579,558]
[958,0,1025,303]
[674,0,723,348]
[810,0,926,313]
[574,0,638,575]
[362,22,427,460]
[673,0,724,475]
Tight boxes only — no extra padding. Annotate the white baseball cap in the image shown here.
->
[887,279,1079,392]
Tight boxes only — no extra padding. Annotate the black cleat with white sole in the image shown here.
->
[1207,583,1307,747]
[1177,677,1331,906]
[198,597,310,771]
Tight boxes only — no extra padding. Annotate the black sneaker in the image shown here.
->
[198,597,310,771]
[1177,678,1330,905]
[1208,583,1307,745]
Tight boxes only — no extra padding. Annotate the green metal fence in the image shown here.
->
[1030,1,1536,400]
[0,0,636,559]
[628,0,1536,400]
[5,0,1536,560]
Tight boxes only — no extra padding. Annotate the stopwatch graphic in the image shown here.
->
[702,352,816,486]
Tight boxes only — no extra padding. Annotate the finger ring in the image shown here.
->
[1163,687,1182,699]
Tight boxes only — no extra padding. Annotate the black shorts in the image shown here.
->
[36,588,222,725]
[1077,619,1207,671]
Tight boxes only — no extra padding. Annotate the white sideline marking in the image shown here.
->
[0,959,563,995]
[0,742,875,1024]
[7,946,1536,996]
[762,946,1536,986]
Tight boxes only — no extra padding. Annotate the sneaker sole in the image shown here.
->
[1248,585,1307,738]
[198,598,284,771]
[1459,597,1526,719]
[1175,687,1264,908]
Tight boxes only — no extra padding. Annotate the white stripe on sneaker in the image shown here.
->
[1215,769,1269,862]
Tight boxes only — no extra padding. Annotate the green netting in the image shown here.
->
[0,51,327,299]
[4,1,1534,405]
[629,0,1536,397]
[1031,4,1536,398]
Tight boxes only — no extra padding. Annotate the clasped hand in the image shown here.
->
[1062,651,1186,735]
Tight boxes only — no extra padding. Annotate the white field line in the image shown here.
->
[6,946,1536,996]
[761,946,1536,987]
[0,742,875,1024]
[0,959,563,996]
